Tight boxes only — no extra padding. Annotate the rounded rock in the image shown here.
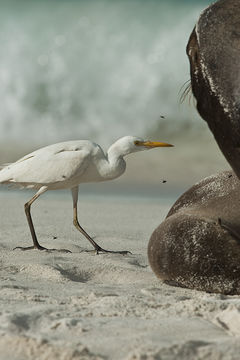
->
[148,171,240,294]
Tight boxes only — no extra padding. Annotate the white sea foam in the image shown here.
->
[0,0,209,149]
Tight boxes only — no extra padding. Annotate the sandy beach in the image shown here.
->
[0,187,240,360]
[1,0,238,358]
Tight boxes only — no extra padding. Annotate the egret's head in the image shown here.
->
[113,136,174,156]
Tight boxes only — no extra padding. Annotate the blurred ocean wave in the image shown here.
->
[0,0,210,150]
[1,0,229,192]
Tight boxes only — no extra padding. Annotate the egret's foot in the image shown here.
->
[13,245,71,253]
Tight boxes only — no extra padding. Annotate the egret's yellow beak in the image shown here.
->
[135,140,174,148]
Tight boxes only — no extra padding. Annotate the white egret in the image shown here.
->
[0,136,173,254]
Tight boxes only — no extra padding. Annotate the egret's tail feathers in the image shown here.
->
[0,165,14,184]
[0,181,28,190]
[0,178,37,189]
[0,178,14,185]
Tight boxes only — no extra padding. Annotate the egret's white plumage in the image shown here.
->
[0,136,173,253]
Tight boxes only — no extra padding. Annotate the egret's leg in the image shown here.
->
[71,186,131,255]
[14,186,71,253]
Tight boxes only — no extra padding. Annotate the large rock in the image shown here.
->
[187,0,240,179]
[148,171,240,294]
[148,0,240,294]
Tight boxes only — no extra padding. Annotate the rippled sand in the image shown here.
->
[0,190,239,360]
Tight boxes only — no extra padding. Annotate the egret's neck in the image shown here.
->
[103,143,127,180]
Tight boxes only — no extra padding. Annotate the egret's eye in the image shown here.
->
[134,140,140,146]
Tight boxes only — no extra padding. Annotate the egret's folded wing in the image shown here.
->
[0,148,91,185]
